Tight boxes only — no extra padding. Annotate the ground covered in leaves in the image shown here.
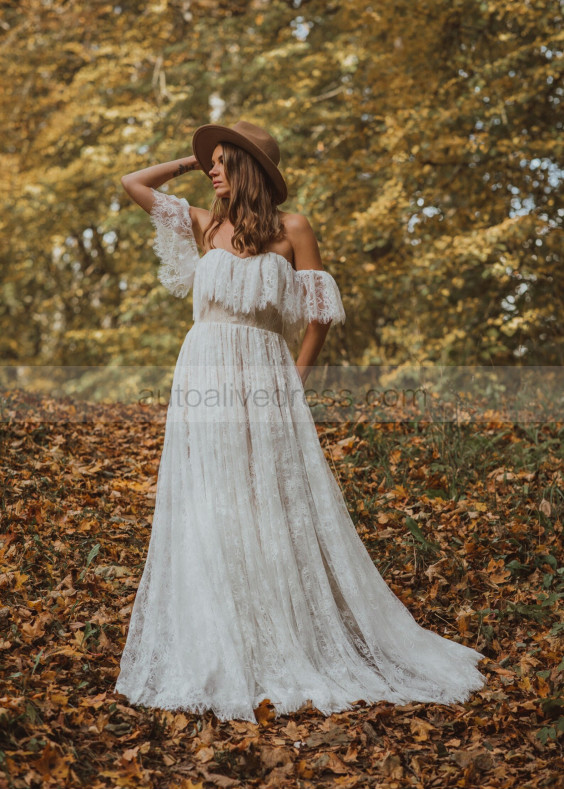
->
[0,389,562,788]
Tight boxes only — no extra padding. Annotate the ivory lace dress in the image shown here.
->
[115,188,487,723]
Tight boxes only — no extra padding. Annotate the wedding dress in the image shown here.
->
[114,188,487,723]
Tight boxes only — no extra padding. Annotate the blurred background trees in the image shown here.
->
[1,0,562,371]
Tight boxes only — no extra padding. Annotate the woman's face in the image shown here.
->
[209,144,230,199]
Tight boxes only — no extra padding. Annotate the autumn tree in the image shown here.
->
[1,0,562,392]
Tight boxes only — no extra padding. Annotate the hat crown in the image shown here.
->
[228,120,280,166]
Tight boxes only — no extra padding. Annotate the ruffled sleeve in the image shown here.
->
[149,188,200,298]
[295,269,346,326]
[282,268,346,349]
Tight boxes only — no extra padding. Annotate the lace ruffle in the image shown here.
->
[286,268,347,347]
[295,269,347,323]
[149,191,347,346]
[150,188,199,298]
[192,247,346,348]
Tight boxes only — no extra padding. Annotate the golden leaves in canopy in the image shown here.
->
[1,0,562,369]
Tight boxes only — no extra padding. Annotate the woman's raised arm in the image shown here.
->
[121,155,203,214]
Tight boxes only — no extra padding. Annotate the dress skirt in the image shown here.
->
[114,314,487,723]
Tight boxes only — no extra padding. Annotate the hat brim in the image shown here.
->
[192,124,288,205]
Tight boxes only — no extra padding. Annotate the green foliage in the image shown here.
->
[405,515,440,553]
[1,0,562,370]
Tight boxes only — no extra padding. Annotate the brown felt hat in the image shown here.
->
[192,120,288,205]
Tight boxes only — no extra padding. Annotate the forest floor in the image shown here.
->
[0,388,562,788]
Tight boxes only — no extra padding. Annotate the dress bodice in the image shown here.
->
[149,188,346,347]
[195,248,287,336]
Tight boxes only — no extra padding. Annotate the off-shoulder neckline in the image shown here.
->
[151,191,330,277]
[200,247,332,278]
[201,246,297,272]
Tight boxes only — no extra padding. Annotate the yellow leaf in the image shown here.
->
[410,717,436,742]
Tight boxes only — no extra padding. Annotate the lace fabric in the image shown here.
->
[150,188,199,298]
[148,188,346,347]
[114,190,487,723]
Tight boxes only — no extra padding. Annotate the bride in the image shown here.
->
[115,120,487,723]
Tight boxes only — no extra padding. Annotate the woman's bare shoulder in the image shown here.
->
[279,211,311,232]
[279,211,324,271]
[280,210,316,243]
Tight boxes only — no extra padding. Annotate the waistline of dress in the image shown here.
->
[194,318,284,337]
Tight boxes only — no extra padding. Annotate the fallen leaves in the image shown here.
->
[486,557,513,585]
[0,390,562,788]
[253,698,277,727]
[32,741,74,785]
[410,716,437,742]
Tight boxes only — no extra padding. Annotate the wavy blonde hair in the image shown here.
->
[202,141,286,256]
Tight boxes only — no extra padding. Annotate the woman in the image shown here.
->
[115,120,486,724]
